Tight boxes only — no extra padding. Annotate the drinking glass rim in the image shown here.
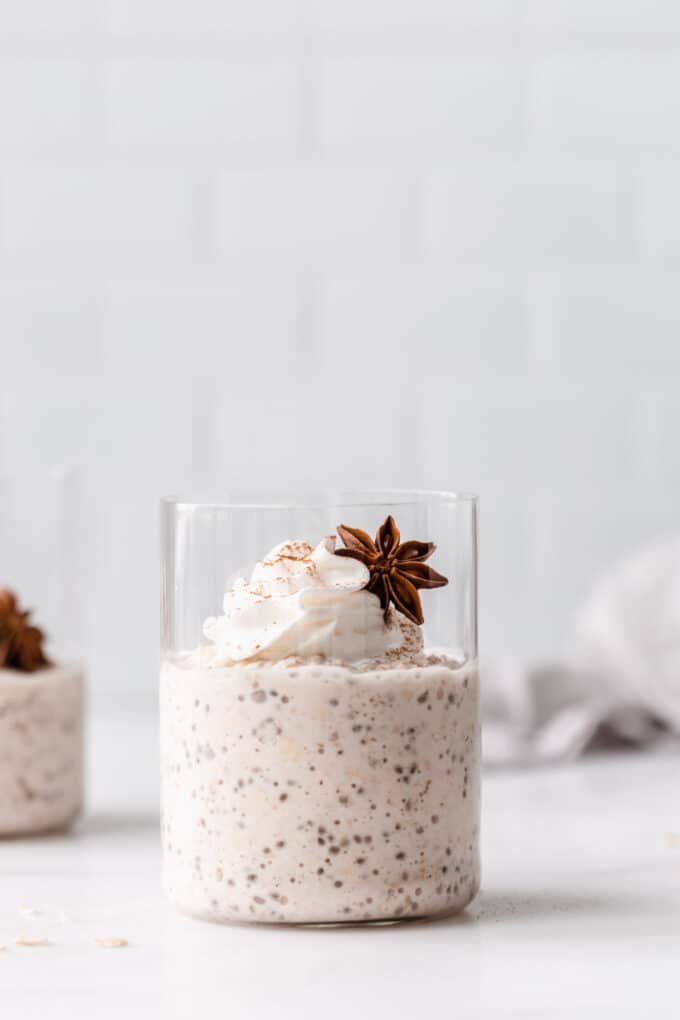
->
[161,488,478,512]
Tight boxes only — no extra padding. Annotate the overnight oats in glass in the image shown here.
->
[160,492,479,924]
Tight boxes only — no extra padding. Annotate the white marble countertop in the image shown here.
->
[1,715,678,1019]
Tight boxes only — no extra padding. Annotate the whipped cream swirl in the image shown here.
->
[203,537,419,665]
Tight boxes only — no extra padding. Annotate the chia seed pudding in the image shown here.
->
[160,518,480,924]
[161,655,479,924]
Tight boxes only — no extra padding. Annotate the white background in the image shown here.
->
[1,0,680,711]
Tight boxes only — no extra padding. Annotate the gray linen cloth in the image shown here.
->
[482,536,680,766]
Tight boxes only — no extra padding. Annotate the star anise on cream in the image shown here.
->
[0,588,50,673]
[335,515,448,626]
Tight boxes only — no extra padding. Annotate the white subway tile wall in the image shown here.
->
[0,1,678,709]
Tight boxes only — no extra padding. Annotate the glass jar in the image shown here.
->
[160,491,479,924]
[0,470,85,836]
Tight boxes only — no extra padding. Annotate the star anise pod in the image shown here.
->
[0,587,50,672]
[335,515,448,626]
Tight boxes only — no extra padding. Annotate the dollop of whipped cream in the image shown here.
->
[203,536,421,665]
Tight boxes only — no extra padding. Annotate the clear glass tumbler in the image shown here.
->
[160,490,479,924]
[0,470,85,836]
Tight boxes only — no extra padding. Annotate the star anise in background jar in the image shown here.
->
[0,588,50,672]
[335,515,448,626]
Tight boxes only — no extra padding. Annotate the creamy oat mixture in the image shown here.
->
[161,656,479,924]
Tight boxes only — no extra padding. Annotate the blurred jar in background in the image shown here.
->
[0,470,85,836]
